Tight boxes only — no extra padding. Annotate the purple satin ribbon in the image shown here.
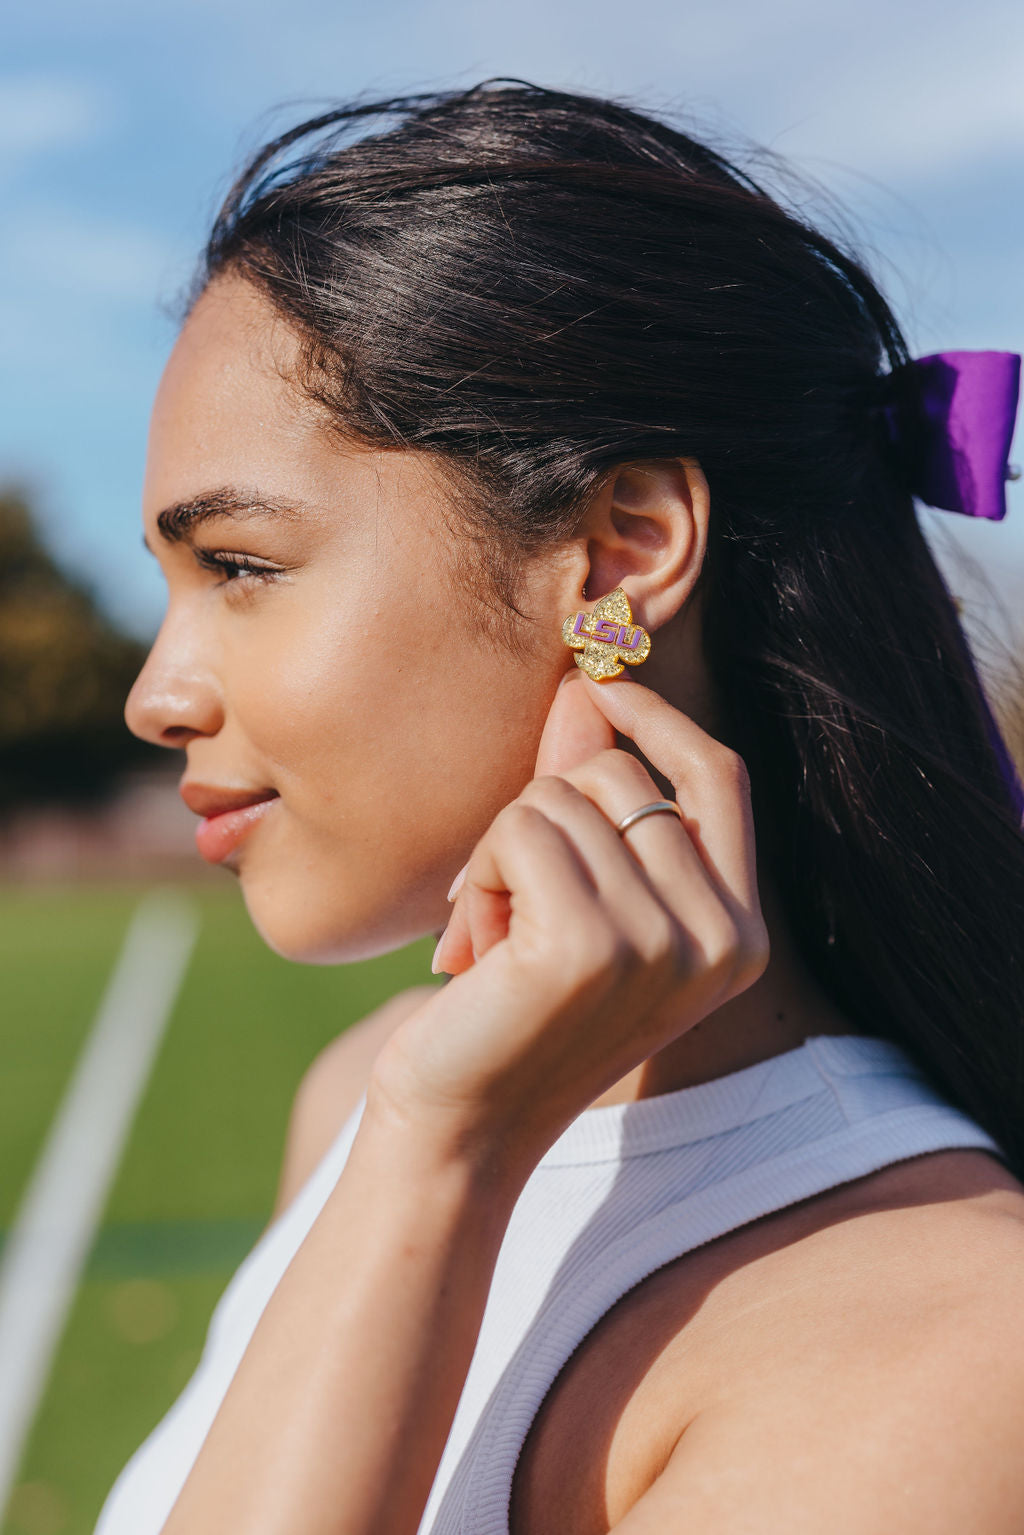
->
[877,349,1024,824]
[879,350,1021,521]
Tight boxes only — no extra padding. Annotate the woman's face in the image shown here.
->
[127,274,577,963]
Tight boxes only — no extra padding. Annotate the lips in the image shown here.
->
[179,781,281,865]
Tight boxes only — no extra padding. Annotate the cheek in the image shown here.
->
[237,645,554,962]
[225,618,344,772]
[227,597,549,845]
[218,575,566,961]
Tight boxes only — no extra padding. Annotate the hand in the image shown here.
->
[367,670,771,1174]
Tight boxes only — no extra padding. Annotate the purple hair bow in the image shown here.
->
[878,350,1021,521]
[875,349,1024,824]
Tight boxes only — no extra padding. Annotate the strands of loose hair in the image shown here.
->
[181,79,1024,1177]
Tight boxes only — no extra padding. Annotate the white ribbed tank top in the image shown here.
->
[94,1033,1004,1535]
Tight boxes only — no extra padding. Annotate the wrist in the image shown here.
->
[359,1076,541,1212]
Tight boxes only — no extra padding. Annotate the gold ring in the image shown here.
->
[615,800,683,837]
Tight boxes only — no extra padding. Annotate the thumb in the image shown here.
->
[534,667,616,778]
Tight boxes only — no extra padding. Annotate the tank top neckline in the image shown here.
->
[537,1031,916,1167]
[92,1023,998,1535]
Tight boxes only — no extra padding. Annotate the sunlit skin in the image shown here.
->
[126,271,862,1105]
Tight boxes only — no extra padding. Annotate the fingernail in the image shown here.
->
[447,863,468,901]
[431,928,449,974]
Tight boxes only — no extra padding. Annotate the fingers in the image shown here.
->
[438,670,767,1009]
[562,748,722,936]
[437,751,728,985]
[435,797,608,976]
[561,738,770,1009]
[578,673,761,921]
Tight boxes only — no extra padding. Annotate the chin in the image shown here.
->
[238,866,443,966]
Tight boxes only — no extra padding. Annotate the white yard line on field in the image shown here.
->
[0,888,199,1512]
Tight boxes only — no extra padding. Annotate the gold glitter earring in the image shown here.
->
[561,587,652,682]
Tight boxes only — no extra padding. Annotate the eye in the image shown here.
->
[193,548,283,585]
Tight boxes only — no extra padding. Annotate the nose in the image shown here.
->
[124,621,224,749]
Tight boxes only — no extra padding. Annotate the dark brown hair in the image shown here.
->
[180,79,1024,1176]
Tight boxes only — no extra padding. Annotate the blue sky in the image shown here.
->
[3,0,1023,651]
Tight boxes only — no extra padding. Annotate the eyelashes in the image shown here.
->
[193,548,283,585]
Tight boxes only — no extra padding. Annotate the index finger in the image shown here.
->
[579,673,760,916]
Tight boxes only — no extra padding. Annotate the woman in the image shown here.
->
[96,81,1024,1534]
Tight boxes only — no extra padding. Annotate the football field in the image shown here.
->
[0,881,434,1535]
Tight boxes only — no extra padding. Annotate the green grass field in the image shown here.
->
[0,882,435,1535]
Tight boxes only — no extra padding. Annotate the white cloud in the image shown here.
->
[232,0,1023,187]
[109,0,1021,189]
[725,9,1024,183]
[0,74,115,170]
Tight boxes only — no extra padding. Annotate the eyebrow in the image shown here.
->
[143,486,308,552]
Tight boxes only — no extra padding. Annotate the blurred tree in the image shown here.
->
[0,483,160,808]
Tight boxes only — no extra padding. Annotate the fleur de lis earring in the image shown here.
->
[561,587,652,682]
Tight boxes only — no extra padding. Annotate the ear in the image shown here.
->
[566,458,709,630]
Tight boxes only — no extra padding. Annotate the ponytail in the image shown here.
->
[187,78,1024,1176]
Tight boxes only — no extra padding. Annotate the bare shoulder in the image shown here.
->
[694,1147,1024,1401]
[512,1148,1024,1535]
[621,1150,1024,1532]
[269,983,442,1219]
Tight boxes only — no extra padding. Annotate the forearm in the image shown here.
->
[161,1099,527,1535]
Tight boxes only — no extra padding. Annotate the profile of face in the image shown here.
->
[126,274,710,964]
